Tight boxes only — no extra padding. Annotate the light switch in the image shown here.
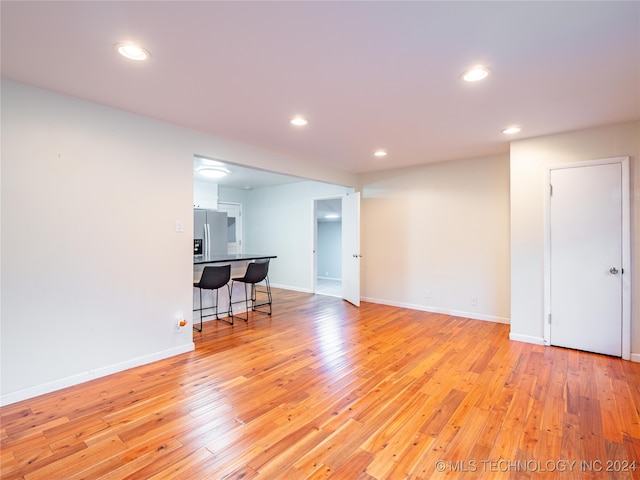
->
[175,220,183,233]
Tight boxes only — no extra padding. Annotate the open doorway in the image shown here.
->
[218,202,242,254]
[314,197,342,296]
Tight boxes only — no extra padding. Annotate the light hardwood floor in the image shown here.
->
[2,289,639,479]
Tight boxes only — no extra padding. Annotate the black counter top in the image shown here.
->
[194,253,277,265]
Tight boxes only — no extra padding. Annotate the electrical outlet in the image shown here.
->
[426,290,431,299]
[175,318,187,333]
[471,297,478,307]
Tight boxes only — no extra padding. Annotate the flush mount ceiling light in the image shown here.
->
[115,42,151,61]
[501,126,522,134]
[198,158,224,167]
[374,150,388,157]
[197,167,228,179]
[290,116,308,126]
[461,65,490,82]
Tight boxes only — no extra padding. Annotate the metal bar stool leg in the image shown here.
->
[217,283,233,325]
[195,287,203,332]
[230,259,272,322]
[193,265,232,329]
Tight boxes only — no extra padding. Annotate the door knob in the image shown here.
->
[609,267,619,274]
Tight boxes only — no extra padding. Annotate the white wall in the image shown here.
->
[317,221,342,279]
[510,121,639,358]
[218,186,247,205]
[1,81,192,404]
[360,154,511,323]
[0,80,356,405]
[243,182,353,291]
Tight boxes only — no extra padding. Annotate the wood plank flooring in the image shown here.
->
[2,289,640,479]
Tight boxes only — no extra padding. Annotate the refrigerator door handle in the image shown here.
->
[204,224,207,256]
[205,224,210,256]
[202,224,206,257]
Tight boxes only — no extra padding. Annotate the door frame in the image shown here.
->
[311,193,360,306]
[312,194,344,295]
[543,156,631,359]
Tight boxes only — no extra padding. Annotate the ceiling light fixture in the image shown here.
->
[197,167,228,179]
[501,126,522,134]
[462,65,490,82]
[290,116,308,126]
[374,150,387,157]
[198,158,224,167]
[325,214,340,219]
[115,42,151,61]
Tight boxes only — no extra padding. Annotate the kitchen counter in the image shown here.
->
[194,253,277,265]
[193,254,277,324]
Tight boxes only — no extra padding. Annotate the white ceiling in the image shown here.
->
[2,1,639,177]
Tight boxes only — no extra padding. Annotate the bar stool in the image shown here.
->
[230,259,272,322]
[193,265,232,330]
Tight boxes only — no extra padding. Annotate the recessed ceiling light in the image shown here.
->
[462,65,490,82]
[290,116,308,126]
[374,150,387,157]
[501,126,522,134]
[115,42,151,61]
[197,167,228,179]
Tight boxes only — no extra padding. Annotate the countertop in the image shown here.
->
[194,253,277,265]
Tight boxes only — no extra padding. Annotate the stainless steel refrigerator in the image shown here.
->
[194,209,228,256]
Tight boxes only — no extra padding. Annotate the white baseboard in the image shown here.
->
[270,283,313,294]
[631,353,640,363]
[361,296,510,324]
[0,343,195,407]
[509,332,546,345]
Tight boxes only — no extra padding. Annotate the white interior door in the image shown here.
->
[549,163,623,356]
[341,192,361,306]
